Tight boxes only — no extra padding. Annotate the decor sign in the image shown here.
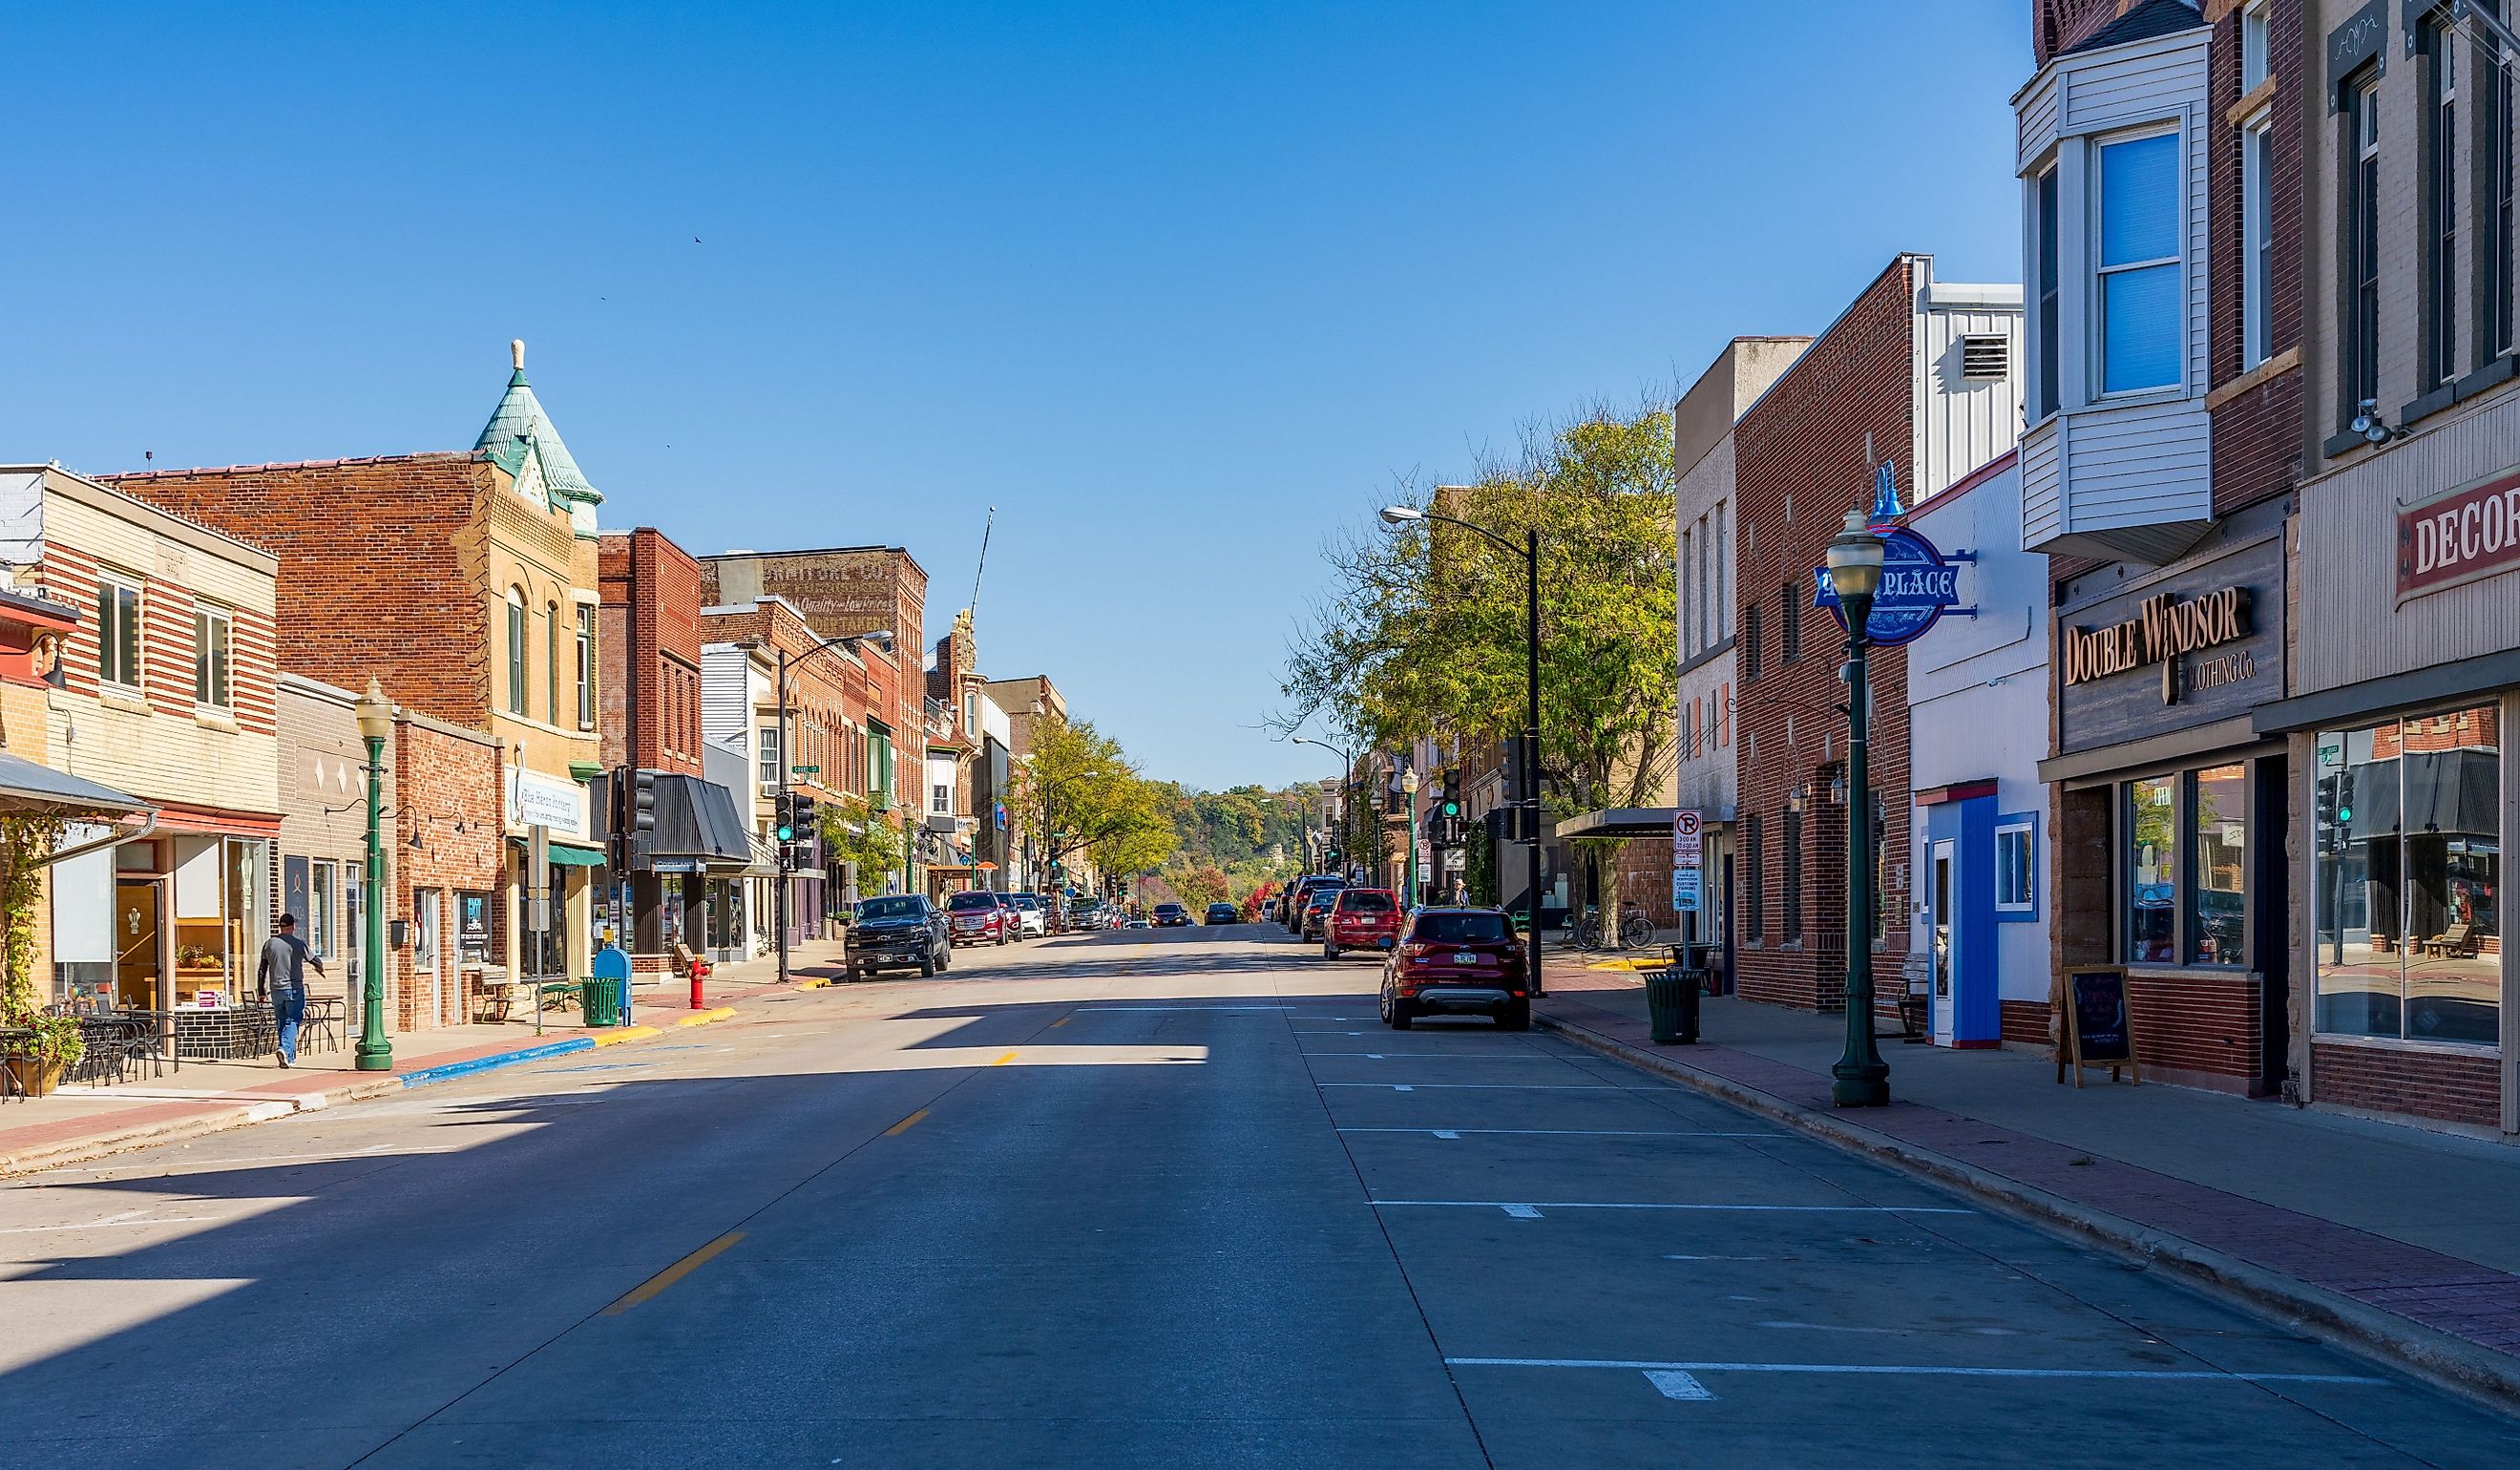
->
[2396,465,2520,601]
[2061,586,2252,704]
[1812,526,1967,648]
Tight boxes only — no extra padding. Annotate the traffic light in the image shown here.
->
[616,766,657,865]
[1438,769,1462,844]
[1502,735,1530,804]
[773,792,796,843]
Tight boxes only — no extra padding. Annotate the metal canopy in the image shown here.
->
[1551,807,1680,841]
[0,750,150,818]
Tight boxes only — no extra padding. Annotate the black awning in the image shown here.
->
[593,770,752,865]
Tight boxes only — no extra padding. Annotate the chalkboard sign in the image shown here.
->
[2056,966,2142,1087]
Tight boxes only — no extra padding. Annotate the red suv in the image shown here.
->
[943,890,1013,947]
[1381,907,1529,1030]
[1322,888,1400,959]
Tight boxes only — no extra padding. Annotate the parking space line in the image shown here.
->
[1444,1356,2385,1385]
[1318,1082,1661,1091]
[1373,1200,1972,1216]
[1337,1127,1789,1139]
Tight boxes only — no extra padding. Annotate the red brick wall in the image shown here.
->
[2206,0,2303,516]
[696,601,858,809]
[2127,970,2259,1084]
[598,528,706,775]
[107,456,494,727]
[391,717,504,1031]
[2001,998,2051,1047]
[2035,0,2148,66]
[1732,257,1918,1011]
[36,540,279,738]
[2311,1041,2502,1129]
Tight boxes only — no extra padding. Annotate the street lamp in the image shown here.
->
[353,679,394,1072]
[759,628,892,982]
[1400,766,1420,910]
[1291,734,1358,875]
[1380,504,1544,997]
[1824,509,1889,1108]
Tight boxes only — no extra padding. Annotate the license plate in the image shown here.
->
[1376,938,1394,949]
[1453,952,1480,964]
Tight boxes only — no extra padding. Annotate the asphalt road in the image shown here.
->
[3,923,2513,1468]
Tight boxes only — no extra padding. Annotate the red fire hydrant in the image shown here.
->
[689,959,710,1009]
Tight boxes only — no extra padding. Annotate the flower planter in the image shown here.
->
[5,1054,67,1098]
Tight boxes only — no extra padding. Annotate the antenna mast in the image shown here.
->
[970,506,996,618]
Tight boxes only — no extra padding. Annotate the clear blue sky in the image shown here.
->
[0,1,2026,791]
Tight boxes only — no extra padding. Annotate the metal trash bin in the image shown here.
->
[1643,944,1705,1045]
[578,976,624,1028]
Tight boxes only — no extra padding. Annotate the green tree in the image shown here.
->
[1012,715,1178,881]
[821,804,907,897]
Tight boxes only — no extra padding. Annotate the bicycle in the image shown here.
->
[1572,903,1655,952]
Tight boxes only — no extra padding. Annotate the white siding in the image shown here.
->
[700,642,751,743]
[2057,397,2213,530]
[2021,418,2064,549]
[1918,303,2025,503]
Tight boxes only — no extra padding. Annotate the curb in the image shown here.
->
[592,1026,661,1047]
[1538,1009,2520,1417]
[675,1007,738,1027]
[398,1038,594,1087]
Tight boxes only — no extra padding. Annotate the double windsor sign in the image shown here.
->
[2397,466,2520,601]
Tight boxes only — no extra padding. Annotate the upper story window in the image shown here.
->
[2032,163,2062,417]
[1743,602,1762,681]
[2345,72,2383,419]
[2242,114,2274,369]
[193,606,231,712]
[758,724,781,788]
[545,602,561,726]
[2097,130,2182,393]
[933,781,952,815]
[505,587,527,716]
[2428,23,2460,388]
[1680,525,1694,654]
[576,605,597,730]
[1712,501,1728,639]
[2489,44,2518,363]
[1779,578,1801,663]
[2240,1,2269,93]
[96,578,141,692]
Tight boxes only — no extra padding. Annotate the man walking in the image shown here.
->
[259,914,325,1068]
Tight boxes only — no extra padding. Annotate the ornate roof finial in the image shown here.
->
[511,339,526,372]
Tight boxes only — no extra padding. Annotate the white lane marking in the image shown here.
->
[0,1216,223,1235]
[1665,1254,1784,1262]
[1393,1085,1414,1093]
[1338,1127,1787,1139]
[1317,1082,1660,1091]
[1444,1358,2385,1385]
[1501,1204,1544,1219]
[1646,1370,1715,1401]
[1077,1006,1289,1013]
[1373,1201,1972,1215]
[1314,1052,1562,1060]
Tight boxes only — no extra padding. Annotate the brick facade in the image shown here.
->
[2205,0,2303,518]
[1732,258,1919,1011]
[2309,1040,2504,1130]
[391,713,504,1032]
[598,528,706,776]
[2127,970,2260,1088]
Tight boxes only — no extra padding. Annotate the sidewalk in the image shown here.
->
[0,938,850,1177]
[1536,953,2520,1408]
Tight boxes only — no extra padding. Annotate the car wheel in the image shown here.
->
[919,950,936,977]
[1323,942,1339,959]
[1498,1001,1532,1032]
[997,927,1007,946]
[1388,998,1413,1031]
[850,965,868,982]
[937,943,951,973]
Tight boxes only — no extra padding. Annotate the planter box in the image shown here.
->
[5,1054,67,1098]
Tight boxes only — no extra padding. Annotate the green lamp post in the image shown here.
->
[354,679,394,1072]
[1824,510,1889,1108]
[1401,765,1421,910]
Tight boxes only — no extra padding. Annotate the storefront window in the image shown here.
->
[2190,765,2248,965]
[310,861,335,961]
[414,888,441,973]
[458,892,492,965]
[2125,777,2176,962]
[2316,707,2500,1044]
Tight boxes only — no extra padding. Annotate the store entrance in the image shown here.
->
[114,879,162,1010]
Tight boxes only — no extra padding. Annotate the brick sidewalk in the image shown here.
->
[1537,959,2520,1404]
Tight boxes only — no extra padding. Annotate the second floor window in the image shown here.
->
[193,606,231,711]
[2242,115,2273,369]
[933,781,952,815]
[546,603,561,726]
[759,725,781,788]
[97,578,141,691]
[1743,603,1762,681]
[2034,163,2061,414]
[2429,25,2459,388]
[2098,130,2181,392]
[576,605,596,729]
[2347,73,2383,417]
[505,588,527,716]
[1744,812,1764,939]
[1780,578,1801,663]
[2488,51,2517,363]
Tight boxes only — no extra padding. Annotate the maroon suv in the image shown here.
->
[1381,908,1529,1030]
[944,890,1012,947]
[1323,888,1400,959]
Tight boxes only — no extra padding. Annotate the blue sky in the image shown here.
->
[0,1,2026,790]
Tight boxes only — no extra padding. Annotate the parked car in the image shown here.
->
[1069,900,1104,931]
[1298,887,1345,941]
[1008,892,1049,938]
[846,894,950,978]
[1322,887,1400,958]
[1380,907,1530,1030]
[1125,915,1154,930]
[1286,875,1345,932]
[1152,902,1191,927]
[943,889,1013,947]
[1205,902,1239,925]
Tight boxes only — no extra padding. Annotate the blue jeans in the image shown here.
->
[271,987,304,1063]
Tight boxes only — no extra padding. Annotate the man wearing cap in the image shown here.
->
[258,914,326,1068]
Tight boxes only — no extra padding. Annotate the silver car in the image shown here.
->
[1008,892,1049,938]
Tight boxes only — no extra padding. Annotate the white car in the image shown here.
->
[1009,892,1049,938]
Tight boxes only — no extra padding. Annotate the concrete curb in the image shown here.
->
[1538,1010,2520,1417]
[675,1007,738,1027]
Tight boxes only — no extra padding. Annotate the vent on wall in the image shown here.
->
[1961,333,2010,380]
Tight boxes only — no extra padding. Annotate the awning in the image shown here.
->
[545,842,606,868]
[1552,807,1679,841]
[0,751,151,819]
[592,771,752,867]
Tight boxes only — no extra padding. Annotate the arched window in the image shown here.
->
[505,587,527,715]
[546,603,560,725]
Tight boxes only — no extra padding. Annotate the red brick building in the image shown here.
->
[1732,256,2024,1012]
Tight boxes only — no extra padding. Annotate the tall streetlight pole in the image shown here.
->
[761,628,892,983]
[1824,510,1890,1108]
[353,680,394,1071]
[1381,507,1544,998]
[1290,734,1359,876]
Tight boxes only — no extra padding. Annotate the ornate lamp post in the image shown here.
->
[353,679,394,1072]
[1400,766,1421,909]
[1824,510,1889,1107]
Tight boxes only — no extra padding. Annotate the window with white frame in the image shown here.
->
[2240,1,2269,93]
[2032,162,2061,416]
[1995,816,2038,915]
[96,578,142,691]
[193,606,231,711]
[2097,130,2182,392]
[758,724,781,788]
[933,781,952,815]
[2242,113,2273,369]
[575,605,597,729]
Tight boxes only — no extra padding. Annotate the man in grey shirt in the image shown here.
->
[258,914,326,1068]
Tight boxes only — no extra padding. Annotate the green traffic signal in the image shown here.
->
[777,824,794,842]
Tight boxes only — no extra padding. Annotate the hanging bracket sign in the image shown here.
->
[1812,526,1968,647]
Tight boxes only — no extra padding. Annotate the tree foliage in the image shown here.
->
[1009,715,1179,882]
[1278,398,1679,813]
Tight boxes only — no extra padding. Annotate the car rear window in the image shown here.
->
[1412,913,1511,944]
[946,892,998,912]
[1337,892,1395,912]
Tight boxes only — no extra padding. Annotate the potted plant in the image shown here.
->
[4,1011,84,1097]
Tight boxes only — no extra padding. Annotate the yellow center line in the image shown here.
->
[992,1051,1019,1065]
[600,1230,745,1316]
[884,1107,930,1136]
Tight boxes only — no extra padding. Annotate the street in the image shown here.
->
[3,925,2512,1469]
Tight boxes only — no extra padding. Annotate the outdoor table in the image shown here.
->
[301,996,345,1055]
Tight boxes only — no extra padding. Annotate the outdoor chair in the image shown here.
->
[2424,922,2479,959]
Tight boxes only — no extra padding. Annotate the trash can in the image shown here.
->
[579,976,624,1027]
[1643,944,1704,1045]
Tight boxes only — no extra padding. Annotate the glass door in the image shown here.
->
[1929,841,1956,1043]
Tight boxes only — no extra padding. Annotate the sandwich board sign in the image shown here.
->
[2054,966,2141,1086]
